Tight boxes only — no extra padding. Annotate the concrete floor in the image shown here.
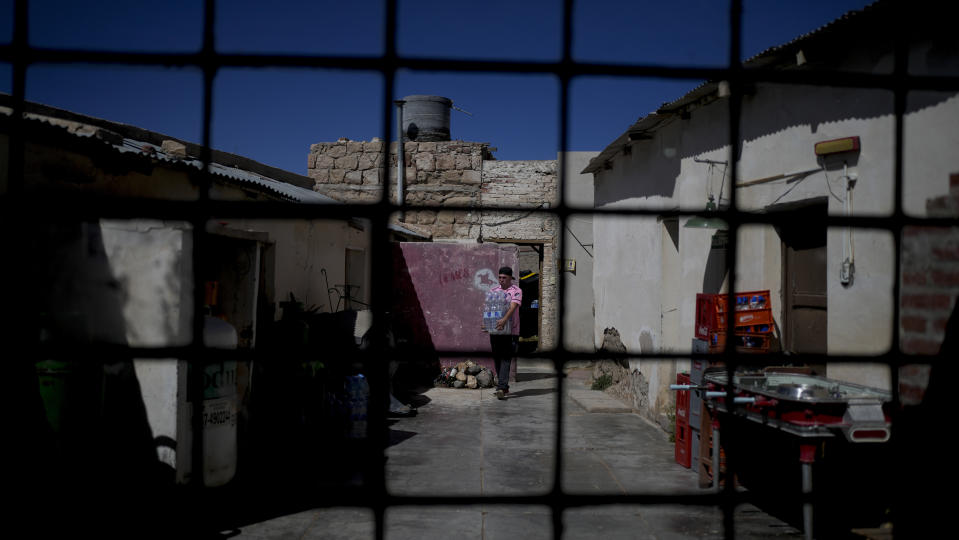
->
[220,363,802,539]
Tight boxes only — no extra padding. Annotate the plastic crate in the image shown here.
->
[696,290,772,339]
[734,333,771,353]
[707,331,771,353]
[676,373,690,423]
[732,308,772,327]
[675,416,691,468]
[737,323,773,334]
[731,289,770,311]
[695,294,725,339]
[707,331,727,353]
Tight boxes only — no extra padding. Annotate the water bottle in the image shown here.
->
[346,374,369,439]
[482,291,494,332]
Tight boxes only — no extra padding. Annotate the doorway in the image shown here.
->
[517,244,543,354]
[778,200,828,374]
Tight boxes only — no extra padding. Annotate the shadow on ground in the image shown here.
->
[506,388,557,398]
[515,371,558,382]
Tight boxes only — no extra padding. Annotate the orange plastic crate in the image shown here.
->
[733,308,772,327]
[696,290,772,339]
[734,333,771,353]
[706,331,771,353]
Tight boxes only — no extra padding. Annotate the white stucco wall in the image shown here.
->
[96,217,370,479]
[592,77,959,419]
[561,151,598,352]
[228,218,372,317]
[98,220,192,471]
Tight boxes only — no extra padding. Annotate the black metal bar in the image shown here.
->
[9,0,956,538]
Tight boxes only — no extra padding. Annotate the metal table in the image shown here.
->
[687,370,893,539]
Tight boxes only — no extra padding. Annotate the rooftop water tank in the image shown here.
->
[401,95,452,141]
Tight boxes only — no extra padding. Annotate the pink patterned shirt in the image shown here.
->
[490,284,522,335]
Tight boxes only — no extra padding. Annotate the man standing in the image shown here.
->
[487,266,522,400]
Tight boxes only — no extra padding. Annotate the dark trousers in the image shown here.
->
[490,334,517,391]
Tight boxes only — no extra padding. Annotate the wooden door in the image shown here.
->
[780,207,827,372]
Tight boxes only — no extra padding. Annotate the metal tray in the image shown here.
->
[703,371,892,404]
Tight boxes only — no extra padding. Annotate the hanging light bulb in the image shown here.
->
[685,195,728,230]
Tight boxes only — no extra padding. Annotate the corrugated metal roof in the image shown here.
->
[388,222,431,239]
[741,1,879,66]
[4,105,338,204]
[110,135,337,204]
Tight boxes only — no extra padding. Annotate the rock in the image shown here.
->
[161,140,187,158]
[453,380,465,388]
[466,375,477,389]
[600,327,629,369]
[476,370,493,387]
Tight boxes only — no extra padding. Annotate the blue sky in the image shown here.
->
[2,0,874,174]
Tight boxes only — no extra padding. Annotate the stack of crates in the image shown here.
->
[674,372,692,468]
[695,290,772,353]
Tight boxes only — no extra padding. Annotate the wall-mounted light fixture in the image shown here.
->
[686,157,729,230]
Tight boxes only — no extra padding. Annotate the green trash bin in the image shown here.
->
[35,359,77,436]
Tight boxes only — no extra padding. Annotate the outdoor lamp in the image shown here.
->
[684,196,728,230]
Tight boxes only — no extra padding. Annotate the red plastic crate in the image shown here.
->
[675,416,691,468]
[675,372,692,468]
[676,373,690,423]
[695,294,724,339]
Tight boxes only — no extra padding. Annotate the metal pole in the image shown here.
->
[712,417,721,493]
[394,100,405,211]
[800,444,816,540]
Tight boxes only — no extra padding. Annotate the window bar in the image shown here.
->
[6,0,958,536]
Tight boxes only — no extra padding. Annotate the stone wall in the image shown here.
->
[306,138,560,350]
[479,160,559,350]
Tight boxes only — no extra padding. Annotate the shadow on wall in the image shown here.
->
[390,244,440,386]
[701,235,728,295]
[19,221,174,535]
[596,81,958,208]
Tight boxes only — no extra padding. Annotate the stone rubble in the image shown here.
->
[435,360,495,390]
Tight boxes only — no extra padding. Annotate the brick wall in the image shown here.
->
[306,139,560,350]
[899,172,959,404]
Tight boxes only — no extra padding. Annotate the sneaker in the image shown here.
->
[495,389,505,400]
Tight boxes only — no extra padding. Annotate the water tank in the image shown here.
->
[401,95,452,141]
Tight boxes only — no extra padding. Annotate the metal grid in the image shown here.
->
[4,0,958,538]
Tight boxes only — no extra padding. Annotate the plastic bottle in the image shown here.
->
[346,374,369,439]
